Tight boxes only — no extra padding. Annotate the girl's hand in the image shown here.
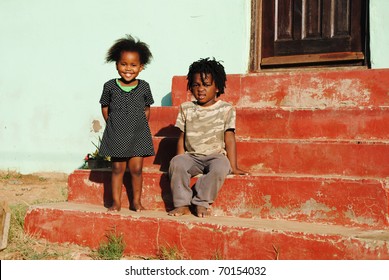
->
[231,168,250,175]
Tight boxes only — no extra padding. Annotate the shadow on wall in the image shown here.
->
[161,92,172,106]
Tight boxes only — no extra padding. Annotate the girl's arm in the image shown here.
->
[101,106,109,122]
[225,130,249,175]
[176,131,185,155]
[145,106,151,121]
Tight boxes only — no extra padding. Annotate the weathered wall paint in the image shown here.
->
[0,0,387,173]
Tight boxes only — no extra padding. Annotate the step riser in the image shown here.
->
[68,171,171,210]
[145,138,389,177]
[235,108,389,140]
[24,207,389,260]
[68,170,389,228]
[234,141,389,177]
[150,107,389,140]
[171,69,389,108]
[148,107,179,137]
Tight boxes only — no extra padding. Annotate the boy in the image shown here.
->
[168,58,248,218]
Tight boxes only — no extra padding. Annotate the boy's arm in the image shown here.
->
[176,131,185,155]
[225,130,249,175]
[101,106,109,122]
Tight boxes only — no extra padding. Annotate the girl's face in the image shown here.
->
[190,73,218,107]
[116,51,144,85]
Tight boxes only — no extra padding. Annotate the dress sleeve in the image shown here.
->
[99,82,111,106]
[143,81,154,106]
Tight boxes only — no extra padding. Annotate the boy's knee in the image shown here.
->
[209,164,230,178]
[169,155,186,171]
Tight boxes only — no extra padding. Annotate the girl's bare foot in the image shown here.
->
[108,205,121,212]
[132,202,146,212]
[196,206,210,218]
[168,206,190,216]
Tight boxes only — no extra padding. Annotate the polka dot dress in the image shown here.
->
[99,79,155,158]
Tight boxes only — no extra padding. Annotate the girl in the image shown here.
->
[99,35,154,212]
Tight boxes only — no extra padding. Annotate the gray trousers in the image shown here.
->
[169,153,231,208]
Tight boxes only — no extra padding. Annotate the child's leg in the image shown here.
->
[192,154,231,216]
[109,161,127,211]
[128,156,145,211]
[168,154,202,216]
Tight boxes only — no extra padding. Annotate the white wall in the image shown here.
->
[0,0,251,173]
[370,0,389,68]
[1,0,388,174]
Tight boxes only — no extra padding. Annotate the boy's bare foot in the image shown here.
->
[196,206,210,218]
[168,206,190,216]
[231,168,250,175]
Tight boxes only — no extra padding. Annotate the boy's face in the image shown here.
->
[190,73,218,107]
[116,51,144,85]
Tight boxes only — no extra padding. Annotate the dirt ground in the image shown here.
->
[0,170,99,260]
[0,171,69,206]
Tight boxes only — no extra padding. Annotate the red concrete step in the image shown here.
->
[68,169,389,228]
[234,139,389,177]
[171,68,389,108]
[145,137,389,177]
[24,202,389,259]
[150,106,389,140]
[149,106,179,137]
[235,107,389,140]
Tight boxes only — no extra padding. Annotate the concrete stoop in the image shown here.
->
[24,202,389,260]
[23,68,389,259]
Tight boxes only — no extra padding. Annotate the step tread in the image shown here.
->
[77,168,387,181]
[25,201,389,259]
[28,201,389,239]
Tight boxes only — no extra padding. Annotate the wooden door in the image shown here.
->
[251,0,369,70]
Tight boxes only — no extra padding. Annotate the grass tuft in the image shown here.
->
[158,244,186,260]
[96,228,126,260]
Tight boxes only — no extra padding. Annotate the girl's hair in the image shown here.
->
[106,35,152,65]
[187,57,227,97]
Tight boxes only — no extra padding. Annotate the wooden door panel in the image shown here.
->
[257,0,367,68]
[275,0,294,40]
[303,0,322,39]
[274,0,361,55]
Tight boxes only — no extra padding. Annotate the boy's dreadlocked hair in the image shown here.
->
[187,58,227,97]
[106,34,152,66]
